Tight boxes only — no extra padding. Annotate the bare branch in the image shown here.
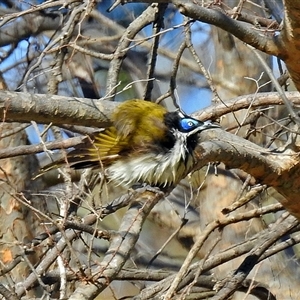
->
[0,90,117,127]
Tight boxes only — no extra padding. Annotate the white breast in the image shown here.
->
[107,130,195,187]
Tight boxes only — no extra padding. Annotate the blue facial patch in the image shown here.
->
[179,118,201,132]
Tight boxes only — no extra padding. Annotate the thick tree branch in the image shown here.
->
[1,90,300,127]
[196,129,300,219]
[0,91,117,127]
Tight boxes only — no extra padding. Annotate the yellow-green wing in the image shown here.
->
[65,127,129,168]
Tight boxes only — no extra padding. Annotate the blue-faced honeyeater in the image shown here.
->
[43,99,219,187]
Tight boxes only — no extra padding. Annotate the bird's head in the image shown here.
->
[160,110,220,155]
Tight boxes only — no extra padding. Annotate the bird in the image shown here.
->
[42,99,219,188]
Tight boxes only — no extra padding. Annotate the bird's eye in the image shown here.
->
[179,118,200,132]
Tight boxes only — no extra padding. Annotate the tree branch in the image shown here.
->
[0,91,117,127]
[1,90,300,127]
[195,129,300,219]
[172,1,280,56]
[0,9,63,47]
[0,136,83,159]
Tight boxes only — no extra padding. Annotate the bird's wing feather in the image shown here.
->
[93,127,129,158]
[38,127,128,173]
[66,127,129,168]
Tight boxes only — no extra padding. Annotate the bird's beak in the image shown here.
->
[202,121,220,129]
[188,121,220,136]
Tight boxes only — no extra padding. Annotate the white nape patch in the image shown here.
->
[107,129,195,187]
